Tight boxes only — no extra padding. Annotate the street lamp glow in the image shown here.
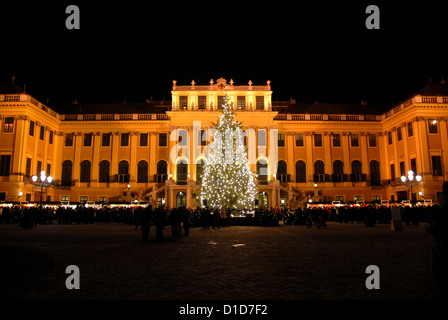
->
[32,175,38,182]
[401,170,422,203]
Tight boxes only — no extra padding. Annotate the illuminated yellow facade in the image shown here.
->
[1,77,448,208]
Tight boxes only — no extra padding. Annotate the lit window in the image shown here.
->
[4,117,14,133]
[428,119,438,134]
[314,134,322,147]
[278,134,285,147]
[295,134,304,147]
[351,134,359,147]
[368,134,377,147]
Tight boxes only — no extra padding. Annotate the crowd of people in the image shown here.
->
[0,203,284,230]
[0,201,443,230]
[283,203,442,227]
[1,194,448,297]
[283,204,440,226]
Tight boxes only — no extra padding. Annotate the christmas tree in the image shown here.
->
[199,95,256,212]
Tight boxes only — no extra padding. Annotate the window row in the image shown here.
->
[28,120,54,144]
[255,159,381,185]
[291,133,378,148]
[64,133,168,147]
[389,156,443,178]
[387,119,439,145]
[2,117,54,144]
[178,95,265,110]
[63,131,271,148]
[61,159,187,185]
[63,131,381,149]
[61,160,150,185]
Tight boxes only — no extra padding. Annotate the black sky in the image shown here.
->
[1,1,447,113]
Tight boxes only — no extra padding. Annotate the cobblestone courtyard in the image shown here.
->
[0,221,443,300]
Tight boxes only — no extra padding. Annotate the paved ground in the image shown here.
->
[0,221,444,301]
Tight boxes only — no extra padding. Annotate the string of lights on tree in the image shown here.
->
[199,95,256,212]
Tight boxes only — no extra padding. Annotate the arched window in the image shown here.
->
[99,160,110,183]
[118,160,129,183]
[177,159,188,184]
[156,160,168,183]
[370,160,381,186]
[257,159,268,183]
[196,159,205,183]
[332,160,344,182]
[295,160,306,183]
[351,160,362,182]
[80,160,91,183]
[137,160,148,183]
[61,160,72,186]
[314,160,325,182]
[276,160,288,183]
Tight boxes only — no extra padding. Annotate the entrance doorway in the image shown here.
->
[397,190,408,202]
[157,190,165,207]
[176,191,187,208]
[259,191,268,207]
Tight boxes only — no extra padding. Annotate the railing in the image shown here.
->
[328,115,341,121]
[274,113,380,121]
[154,174,168,183]
[173,85,271,91]
[4,95,20,102]
[83,114,96,121]
[422,97,437,103]
[383,95,448,120]
[273,95,448,122]
[61,113,170,121]
[310,114,323,120]
[101,114,114,120]
[0,94,60,120]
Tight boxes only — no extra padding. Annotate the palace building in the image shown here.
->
[1,77,448,209]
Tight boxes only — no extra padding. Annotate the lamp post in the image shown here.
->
[31,171,53,205]
[400,170,421,203]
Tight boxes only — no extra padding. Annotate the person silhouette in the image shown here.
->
[141,205,152,242]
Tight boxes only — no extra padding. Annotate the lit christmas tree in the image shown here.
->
[199,95,256,212]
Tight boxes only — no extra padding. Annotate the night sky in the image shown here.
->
[1,1,447,113]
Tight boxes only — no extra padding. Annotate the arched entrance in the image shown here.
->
[258,191,268,208]
[176,191,187,208]
[280,189,288,207]
[157,190,165,207]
